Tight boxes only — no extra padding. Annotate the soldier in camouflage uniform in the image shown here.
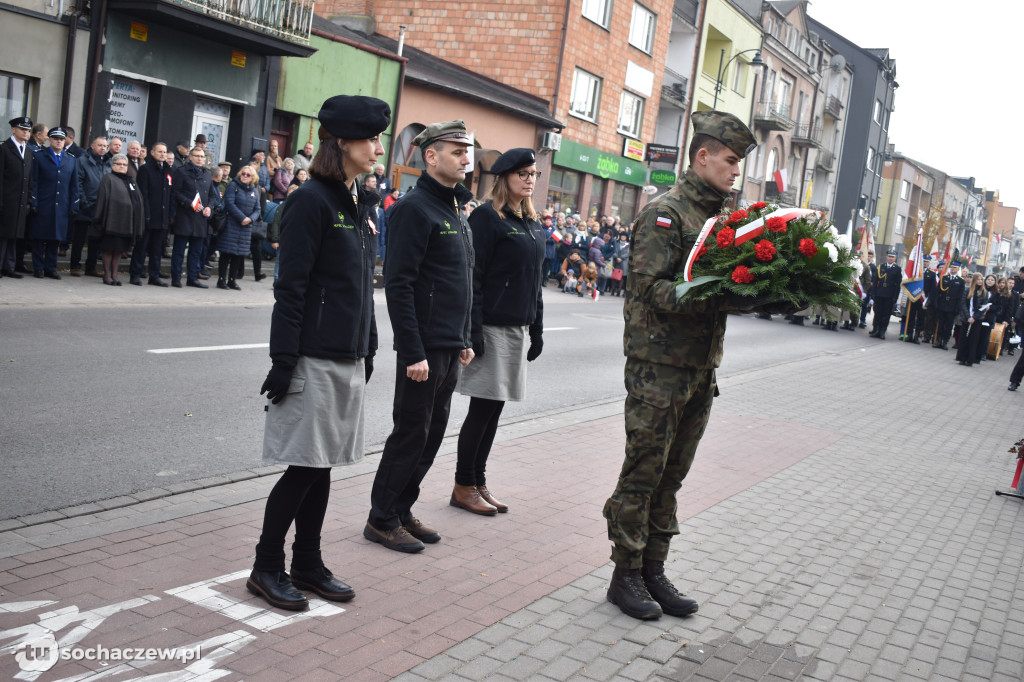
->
[603,111,780,620]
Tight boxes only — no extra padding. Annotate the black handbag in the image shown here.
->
[251,219,268,240]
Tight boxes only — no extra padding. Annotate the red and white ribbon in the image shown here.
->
[682,208,822,282]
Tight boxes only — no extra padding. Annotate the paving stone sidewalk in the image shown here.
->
[2,328,1023,681]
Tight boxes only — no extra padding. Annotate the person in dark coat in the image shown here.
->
[976,274,999,361]
[130,142,174,286]
[28,127,78,279]
[70,137,109,277]
[91,154,145,285]
[365,120,476,554]
[218,166,260,290]
[63,127,84,159]
[452,148,545,516]
[869,248,902,339]
[247,95,389,612]
[932,261,965,350]
[0,116,34,278]
[921,257,940,342]
[957,273,991,366]
[170,147,217,287]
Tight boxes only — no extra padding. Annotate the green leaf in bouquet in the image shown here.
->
[830,265,855,281]
[676,275,724,300]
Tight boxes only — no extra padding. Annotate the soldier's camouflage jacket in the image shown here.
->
[623,168,731,369]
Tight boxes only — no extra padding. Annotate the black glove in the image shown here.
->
[526,334,543,362]
[365,353,374,384]
[472,333,485,358]
[260,364,293,404]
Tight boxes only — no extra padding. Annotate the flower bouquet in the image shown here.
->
[675,202,861,315]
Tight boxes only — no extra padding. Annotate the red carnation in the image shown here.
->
[754,239,776,261]
[717,227,735,247]
[799,238,818,257]
[731,265,755,284]
[766,216,787,232]
[750,201,767,211]
[730,209,748,223]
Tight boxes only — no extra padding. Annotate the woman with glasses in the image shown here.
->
[451,149,546,515]
[91,153,144,285]
[218,165,262,290]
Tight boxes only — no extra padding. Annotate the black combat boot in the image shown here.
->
[641,560,699,617]
[607,565,662,620]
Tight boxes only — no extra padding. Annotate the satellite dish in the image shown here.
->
[830,54,847,72]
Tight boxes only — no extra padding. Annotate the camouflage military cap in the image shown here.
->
[412,120,473,148]
[691,110,757,158]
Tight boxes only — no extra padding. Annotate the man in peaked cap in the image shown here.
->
[365,119,476,554]
[869,247,902,339]
[933,256,964,350]
[1,116,35,277]
[603,110,796,621]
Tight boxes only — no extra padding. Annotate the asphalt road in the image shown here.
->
[0,289,874,519]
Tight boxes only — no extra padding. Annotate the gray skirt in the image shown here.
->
[457,325,529,402]
[262,355,365,468]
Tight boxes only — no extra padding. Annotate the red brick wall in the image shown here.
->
[321,0,374,15]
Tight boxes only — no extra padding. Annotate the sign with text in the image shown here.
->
[650,169,677,186]
[231,51,247,68]
[552,138,646,187]
[130,22,148,41]
[646,143,679,164]
[623,138,645,162]
[105,77,148,143]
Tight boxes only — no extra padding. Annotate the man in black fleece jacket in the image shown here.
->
[365,120,476,553]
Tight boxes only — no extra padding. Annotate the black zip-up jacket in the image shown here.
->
[269,177,379,370]
[384,171,474,365]
[467,200,544,339]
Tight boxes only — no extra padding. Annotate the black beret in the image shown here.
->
[490,148,537,176]
[318,95,391,139]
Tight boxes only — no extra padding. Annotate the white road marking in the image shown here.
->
[147,343,269,354]
[544,327,578,331]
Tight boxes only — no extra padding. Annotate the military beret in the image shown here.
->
[691,110,757,158]
[318,95,391,140]
[47,126,67,139]
[9,116,32,130]
[490,148,536,175]
[412,120,472,148]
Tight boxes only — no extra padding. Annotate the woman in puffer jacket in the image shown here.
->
[218,165,261,290]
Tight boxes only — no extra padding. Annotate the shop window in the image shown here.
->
[589,178,608,220]
[611,183,639,224]
[582,0,612,29]
[617,92,644,138]
[548,167,581,215]
[570,69,602,123]
[629,4,656,54]
[1,72,34,121]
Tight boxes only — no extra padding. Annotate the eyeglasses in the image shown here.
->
[517,170,542,180]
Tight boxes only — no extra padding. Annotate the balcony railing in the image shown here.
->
[167,0,314,44]
[673,0,699,25]
[792,122,822,146]
[661,68,688,109]
[816,150,835,170]
[754,101,794,131]
[824,95,843,119]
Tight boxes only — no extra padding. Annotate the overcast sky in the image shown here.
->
[806,0,1024,224]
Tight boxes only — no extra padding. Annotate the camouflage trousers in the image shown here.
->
[603,358,716,569]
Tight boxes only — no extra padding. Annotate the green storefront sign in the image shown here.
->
[552,139,646,187]
[650,169,677,186]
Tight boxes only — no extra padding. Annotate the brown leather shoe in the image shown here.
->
[477,485,508,513]
[450,484,497,516]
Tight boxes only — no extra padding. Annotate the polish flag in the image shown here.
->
[773,168,788,193]
[994,233,1002,245]
[191,192,202,212]
[904,228,923,280]
[551,230,562,242]
[592,288,600,302]
[927,237,938,262]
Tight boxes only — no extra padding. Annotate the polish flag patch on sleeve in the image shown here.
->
[655,215,672,229]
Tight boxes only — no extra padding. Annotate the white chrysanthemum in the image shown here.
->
[835,233,852,251]
[824,242,838,262]
[829,226,840,240]
[851,259,864,277]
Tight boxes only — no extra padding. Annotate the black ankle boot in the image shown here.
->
[641,560,699,617]
[607,565,662,620]
[246,570,309,611]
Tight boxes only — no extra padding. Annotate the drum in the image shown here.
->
[988,322,1007,360]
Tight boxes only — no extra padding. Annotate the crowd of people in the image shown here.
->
[756,246,1024,390]
[0,116,324,288]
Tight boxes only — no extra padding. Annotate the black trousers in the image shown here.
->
[69,219,98,272]
[455,397,505,487]
[905,299,924,338]
[935,310,956,345]
[1010,347,1024,384]
[922,304,938,341]
[129,228,167,281]
[368,348,461,530]
[253,466,331,573]
[871,296,895,336]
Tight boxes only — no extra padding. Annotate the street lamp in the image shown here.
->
[713,48,765,110]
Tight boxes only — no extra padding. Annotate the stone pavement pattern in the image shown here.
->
[2,315,1024,681]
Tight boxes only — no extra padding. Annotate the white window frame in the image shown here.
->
[569,69,602,123]
[628,3,656,54]
[900,179,910,200]
[895,214,905,235]
[582,0,612,29]
[866,146,875,172]
[617,91,644,138]
[873,99,882,124]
